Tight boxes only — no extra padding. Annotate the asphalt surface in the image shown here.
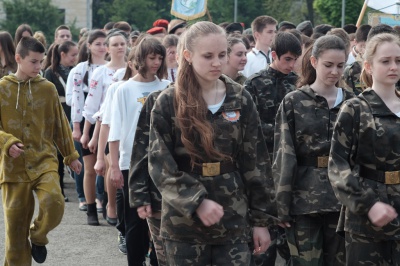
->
[0,175,286,266]
[0,176,128,266]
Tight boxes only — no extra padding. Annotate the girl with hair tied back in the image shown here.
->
[329,33,400,265]
[148,21,276,265]
[274,35,353,265]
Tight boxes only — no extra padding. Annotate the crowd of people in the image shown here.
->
[1,13,400,266]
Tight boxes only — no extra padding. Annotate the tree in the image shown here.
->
[314,0,364,26]
[0,0,65,42]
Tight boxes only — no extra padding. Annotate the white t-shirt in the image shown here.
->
[242,48,271,77]
[333,88,344,108]
[208,95,226,114]
[108,77,170,170]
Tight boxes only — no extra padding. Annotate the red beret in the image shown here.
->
[153,19,169,29]
[147,27,165,35]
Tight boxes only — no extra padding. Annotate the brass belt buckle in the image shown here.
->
[317,156,329,168]
[385,171,400,185]
[202,162,220,176]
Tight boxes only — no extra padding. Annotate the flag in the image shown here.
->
[367,0,400,14]
[171,0,208,21]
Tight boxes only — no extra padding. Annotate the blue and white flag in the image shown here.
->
[171,0,208,20]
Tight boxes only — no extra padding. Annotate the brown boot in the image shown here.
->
[87,203,99,226]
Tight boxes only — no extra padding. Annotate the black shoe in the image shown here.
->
[31,243,47,263]
[118,233,127,255]
[87,203,100,226]
[64,196,69,202]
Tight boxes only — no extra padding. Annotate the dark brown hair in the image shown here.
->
[50,41,77,75]
[14,24,33,47]
[16,36,45,59]
[0,31,17,71]
[298,35,346,87]
[134,37,167,80]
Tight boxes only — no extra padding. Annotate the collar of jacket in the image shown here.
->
[266,66,296,79]
[219,74,243,112]
[359,88,396,116]
[298,84,354,109]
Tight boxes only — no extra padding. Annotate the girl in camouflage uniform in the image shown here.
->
[274,35,352,265]
[148,21,276,265]
[329,33,400,265]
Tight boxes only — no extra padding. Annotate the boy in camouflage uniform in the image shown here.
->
[342,24,371,95]
[244,31,302,265]
[0,37,81,265]
[329,33,400,265]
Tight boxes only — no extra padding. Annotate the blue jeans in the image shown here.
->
[73,139,86,203]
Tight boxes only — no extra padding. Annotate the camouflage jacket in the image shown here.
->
[273,85,354,222]
[128,90,163,212]
[342,60,364,96]
[244,67,298,154]
[234,73,247,85]
[329,88,400,240]
[148,75,277,244]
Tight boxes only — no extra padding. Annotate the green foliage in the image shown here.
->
[93,0,171,31]
[0,0,66,42]
[314,0,364,26]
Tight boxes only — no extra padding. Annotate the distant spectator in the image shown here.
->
[278,21,296,32]
[343,24,357,34]
[14,23,33,47]
[225,22,243,34]
[0,31,17,78]
[168,19,186,36]
[54,25,72,44]
[113,21,132,35]
[314,24,335,35]
[104,22,115,34]
[33,31,47,51]
[296,20,313,37]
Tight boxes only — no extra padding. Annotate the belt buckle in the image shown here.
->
[385,171,400,185]
[317,156,329,168]
[202,162,220,176]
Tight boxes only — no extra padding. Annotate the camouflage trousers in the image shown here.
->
[1,172,65,266]
[163,240,251,266]
[147,216,166,266]
[285,212,345,266]
[345,233,400,265]
[250,225,291,266]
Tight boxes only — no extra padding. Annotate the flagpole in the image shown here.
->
[206,8,213,22]
[356,0,369,27]
[234,0,238,22]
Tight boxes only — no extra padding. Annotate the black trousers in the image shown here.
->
[122,170,150,266]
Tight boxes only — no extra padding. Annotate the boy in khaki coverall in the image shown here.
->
[0,36,81,265]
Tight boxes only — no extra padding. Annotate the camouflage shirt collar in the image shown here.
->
[219,74,242,111]
[359,88,396,116]
[267,67,295,79]
[299,84,353,109]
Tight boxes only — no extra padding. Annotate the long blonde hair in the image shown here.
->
[174,21,230,166]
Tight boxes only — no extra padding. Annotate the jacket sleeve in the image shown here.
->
[328,100,378,215]
[272,96,297,222]
[0,125,21,158]
[129,93,157,208]
[240,90,277,227]
[243,78,273,147]
[148,94,208,219]
[51,87,79,165]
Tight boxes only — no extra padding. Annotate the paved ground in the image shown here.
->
[0,176,128,266]
[0,175,285,266]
